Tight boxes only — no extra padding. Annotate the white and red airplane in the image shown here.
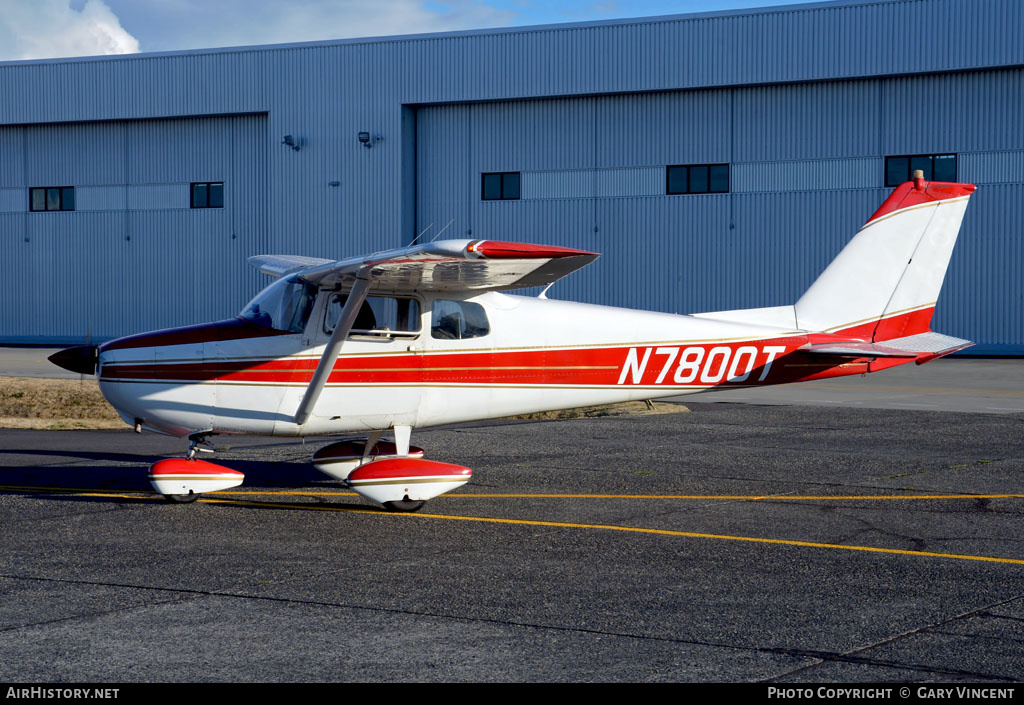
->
[51,174,975,511]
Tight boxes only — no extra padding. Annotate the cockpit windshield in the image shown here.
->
[239,275,317,333]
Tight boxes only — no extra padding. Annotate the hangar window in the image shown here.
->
[29,187,75,212]
[482,172,520,201]
[885,154,957,187]
[666,165,729,195]
[191,182,224,208]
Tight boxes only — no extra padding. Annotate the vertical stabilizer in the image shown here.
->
[794,176,974,341]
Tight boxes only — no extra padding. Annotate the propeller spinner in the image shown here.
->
[48,345,99,376]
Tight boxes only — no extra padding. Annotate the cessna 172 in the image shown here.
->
[50,173,975,511]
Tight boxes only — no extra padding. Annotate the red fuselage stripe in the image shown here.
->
[100,309,932,387]
[99,336,879,387]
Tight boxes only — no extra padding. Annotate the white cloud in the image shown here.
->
[0,0,139,61]
[102,0,519,53]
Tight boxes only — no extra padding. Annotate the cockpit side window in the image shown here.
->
[240,276,317,333]
[324,294,421,338]
[431,300,490,340]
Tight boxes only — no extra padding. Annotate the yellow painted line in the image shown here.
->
[216,491,1024,500]
[4,484,1023,565]
[0,486,158,501]
[429,493,1024,500]
[192,497,1024,567]
[0,485,353,502]
[206,489,358,496]
[0,484,151,495]
[4,485,1024,501]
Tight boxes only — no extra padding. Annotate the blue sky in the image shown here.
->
[0,0,831,60]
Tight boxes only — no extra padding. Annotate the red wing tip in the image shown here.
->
[469,240,599,259]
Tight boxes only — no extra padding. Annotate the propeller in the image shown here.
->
[48,320,98,376]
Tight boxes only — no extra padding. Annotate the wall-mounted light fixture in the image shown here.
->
[282,135,301,151]
[359,132,383,149]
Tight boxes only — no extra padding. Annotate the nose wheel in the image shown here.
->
[381,499,426,513]
[164,491,199,504]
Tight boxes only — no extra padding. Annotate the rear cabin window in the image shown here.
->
[431,300,490,340]
[324,294,421,338]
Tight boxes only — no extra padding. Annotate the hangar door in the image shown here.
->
[0,114,267,342]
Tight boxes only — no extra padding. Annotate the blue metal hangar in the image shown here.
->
[0,0,1021,352]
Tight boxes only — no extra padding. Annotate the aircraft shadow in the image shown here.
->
[4,489,376,513]
[0,449,168,464]
[0,456,332,493]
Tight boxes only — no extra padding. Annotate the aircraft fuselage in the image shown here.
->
[96,291,911,438]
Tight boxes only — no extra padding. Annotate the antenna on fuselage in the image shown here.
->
[429,219,455,242]
[412,223,433,245]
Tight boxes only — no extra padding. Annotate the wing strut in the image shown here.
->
[294,270,372,426]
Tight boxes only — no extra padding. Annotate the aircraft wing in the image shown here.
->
[249,239,599,292]
[264,239,598,426]
[248,255,335,278]
[801,331,974,364]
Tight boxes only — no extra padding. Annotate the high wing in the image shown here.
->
[248,239,599,292]
[248,255,335,278]
[247,239,600,426]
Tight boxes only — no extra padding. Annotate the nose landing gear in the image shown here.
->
[148,432,244,503]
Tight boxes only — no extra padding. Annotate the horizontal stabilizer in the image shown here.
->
[802,331,973,364]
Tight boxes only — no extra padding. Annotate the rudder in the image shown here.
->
[794,175,974,342]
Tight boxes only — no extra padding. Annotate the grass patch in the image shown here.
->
[0,377,124,430]
[0,378,688,431]
[507,400,688,421]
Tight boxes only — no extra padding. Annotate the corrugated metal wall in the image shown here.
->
[0,116,267,341]
[416,65,1024,349]
[0,0,1022,349]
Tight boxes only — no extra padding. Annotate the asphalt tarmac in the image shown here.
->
[2,402,1024,682]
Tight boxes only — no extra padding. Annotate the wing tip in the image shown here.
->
[468,240,599,259]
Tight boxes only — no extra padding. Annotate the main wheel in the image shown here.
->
[381,499,425,513]
[164,492,199,504]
